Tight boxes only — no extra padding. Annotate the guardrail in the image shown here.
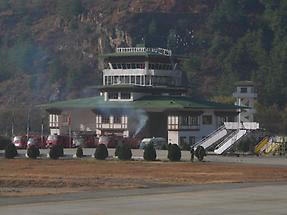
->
[116,47,172,56]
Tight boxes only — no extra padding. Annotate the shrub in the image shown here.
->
[76,147,84,158]
[143,143,156,161]
[49,144,63,159]
[0,136,10,150]
[4,143,18,159]
[27,145,40,159]
[94,144,108,160]
[160,142,169,150]
[118,143,132,160]
[195,146,206,161]
[168,144,181,161]
[115,144,120,157]
[58,144,64,156]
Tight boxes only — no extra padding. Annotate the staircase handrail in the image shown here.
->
[215,130,248,153]
[193,125,226,148]
[214,129,239,150]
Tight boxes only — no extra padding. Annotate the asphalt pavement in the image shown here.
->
[1,183,287,215]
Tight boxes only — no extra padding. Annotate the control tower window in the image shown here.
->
[102,115,110,124]
[124,76,129,84]
[108,76,112,85]
[121,92,131,100]
[114,76,119,84]
[240,87,247,93]
[136,76,141,85]
[113,116,121,124]
[108,92,118,99]
[120,76,124,84]
[131,76,135,84]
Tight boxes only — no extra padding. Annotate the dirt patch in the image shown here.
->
[1,159,287,196]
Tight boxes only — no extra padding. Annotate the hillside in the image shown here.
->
[0,0,286,134]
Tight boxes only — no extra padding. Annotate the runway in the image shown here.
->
[1,183,287,215]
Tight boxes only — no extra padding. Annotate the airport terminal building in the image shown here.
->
[43,46,244,146]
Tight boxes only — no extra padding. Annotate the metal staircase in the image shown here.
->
[255,136,269,155]
[193,125,228,150]
[258,137,272,155]
[214,129,247,155]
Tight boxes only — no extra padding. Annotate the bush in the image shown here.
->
[160,142,169,150]
[76,147,84,158]
[49,144,63,159]
[0,136,10,150]
[143,143,156,161]
[168,144,181,161]
[195,146,206,161]
[118,143,132,160]
[4,143,18,159]
[27,145,40,159]
[115,144,120,157]
[94,144,108,160]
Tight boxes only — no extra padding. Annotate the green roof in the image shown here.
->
[40,95,243,111]
[98,85,186,93]
[235,80,255,86]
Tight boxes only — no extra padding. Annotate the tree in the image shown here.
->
[167,29,177,51]
[168,144,181,161]
[255,103,282,134]
[208,0,248,38]
[56,0,85,19]
[0,0,10,11]
[48,59,67,83]
[118,144,132,160]
[148,19,157,36]
[143,143,156,161]
[94,144,108,160]
[5,143,17,159]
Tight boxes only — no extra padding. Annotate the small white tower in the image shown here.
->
[233,81,257,122]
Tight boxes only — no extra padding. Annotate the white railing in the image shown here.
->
[192,125,226,149]
[224,122,259,130]
[214,130,247,154]
[116,47,172,56]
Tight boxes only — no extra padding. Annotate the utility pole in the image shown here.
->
[26,108,31,139]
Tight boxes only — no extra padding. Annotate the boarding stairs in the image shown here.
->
[214,129,248,155]
[259,137,273,155]
[255,136,269,155]
[193,125,228,150]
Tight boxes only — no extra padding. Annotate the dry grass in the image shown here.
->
[1,159,287,196]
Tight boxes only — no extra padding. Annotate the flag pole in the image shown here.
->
[27,109,30,139]
[68,113,72,148]
[11,111,14,138]
[41,116,44,147]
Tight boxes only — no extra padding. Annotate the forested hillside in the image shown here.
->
[0,0,286,134]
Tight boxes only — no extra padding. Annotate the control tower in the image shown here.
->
[233,81,257,122]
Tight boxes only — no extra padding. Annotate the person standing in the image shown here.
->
[190,148,194,162]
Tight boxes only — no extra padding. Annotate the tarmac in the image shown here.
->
[1,182,287,215]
